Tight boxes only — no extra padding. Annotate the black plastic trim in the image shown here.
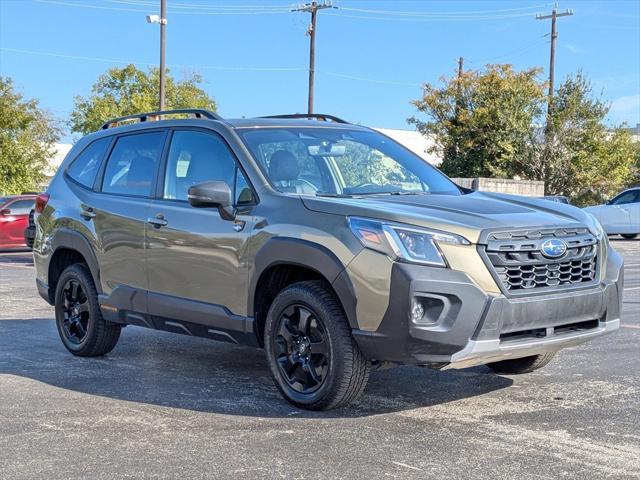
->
[248,237,357,328]
[49,228,102,297]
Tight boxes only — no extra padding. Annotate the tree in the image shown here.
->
[409,64,545,179]
[0,77,60,195]
[70,65,217,134]
[410,66,637,204]
[542,72,636,204]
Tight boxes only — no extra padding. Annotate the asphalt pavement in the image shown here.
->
[0,239,639,479]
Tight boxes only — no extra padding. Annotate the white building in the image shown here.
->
[373,128,440,166]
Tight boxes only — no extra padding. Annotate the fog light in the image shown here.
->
[410,298,425,323]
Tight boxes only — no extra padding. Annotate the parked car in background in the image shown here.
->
[0,194,36,250]
[584,187,640,239]
[24,208,36,249]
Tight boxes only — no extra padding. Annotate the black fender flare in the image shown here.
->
[248,237,358,328]
[49,228,102,294]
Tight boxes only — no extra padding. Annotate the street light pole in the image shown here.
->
[146,0,167,111]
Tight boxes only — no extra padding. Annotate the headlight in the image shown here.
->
[586,213,604,239]
[348,217,470,267]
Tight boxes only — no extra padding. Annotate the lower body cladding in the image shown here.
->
[352,248,623,369]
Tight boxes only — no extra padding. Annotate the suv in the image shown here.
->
[33,109,623,410]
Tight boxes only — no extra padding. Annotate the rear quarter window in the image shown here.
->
[67,137,112,188]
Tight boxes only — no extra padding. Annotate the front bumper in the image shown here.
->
[352,245,623,367]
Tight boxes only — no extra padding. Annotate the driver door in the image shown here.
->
[145,128,256,320]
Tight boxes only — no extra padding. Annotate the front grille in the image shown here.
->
[482,227,599,293]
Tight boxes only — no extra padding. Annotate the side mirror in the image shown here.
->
[0,208,10,216]
[187,181,235,220]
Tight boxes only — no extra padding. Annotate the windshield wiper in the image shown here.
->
[315,193,354,198]
[357,191,430,196]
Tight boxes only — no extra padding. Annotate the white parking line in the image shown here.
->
[624,286,640,292]
[622,324,640,330]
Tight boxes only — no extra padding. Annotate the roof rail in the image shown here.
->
[100,109,222,130]
[260,113,349,124]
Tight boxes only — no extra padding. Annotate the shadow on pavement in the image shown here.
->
[0,318,512,418]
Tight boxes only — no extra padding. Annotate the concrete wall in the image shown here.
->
[451,177,545,197]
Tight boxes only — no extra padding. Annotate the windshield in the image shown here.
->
[238,127,461,197]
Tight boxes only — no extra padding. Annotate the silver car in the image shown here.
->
[584,187,640,239]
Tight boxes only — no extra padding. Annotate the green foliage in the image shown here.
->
[410,64,545,179]
[411,66,638,204]
[70,65,217,134]
[0,77,60,194]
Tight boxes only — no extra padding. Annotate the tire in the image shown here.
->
[621,234,638,240]
[264,281,370,410]
[54,263,121,357]
[486,352,556,375]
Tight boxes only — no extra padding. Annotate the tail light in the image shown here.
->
[35,193,49,213]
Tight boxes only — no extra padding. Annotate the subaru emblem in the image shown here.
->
[540,239,567,258]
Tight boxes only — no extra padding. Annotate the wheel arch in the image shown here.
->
[47,229,101,304]
[249,237,358,346]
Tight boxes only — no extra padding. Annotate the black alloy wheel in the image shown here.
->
[264,281,370,410]
[60,278,90,345]
[274,304,329,394]
[54,263,121,357]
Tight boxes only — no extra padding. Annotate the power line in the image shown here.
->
[35,0,292,14]
[324,12,540,22]
[339,4,552,17]
[0,47,420,87]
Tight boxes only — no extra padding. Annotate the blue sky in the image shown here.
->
[1,0,639,143]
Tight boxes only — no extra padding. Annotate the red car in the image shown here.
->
[0,194,36,250]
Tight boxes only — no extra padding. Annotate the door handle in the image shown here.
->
[147,215,168,228]
[80,206,96,220]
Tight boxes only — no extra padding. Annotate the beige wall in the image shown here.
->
[451,177,545,197]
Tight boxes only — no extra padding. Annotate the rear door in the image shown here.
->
[146,128,257,319]
[0,198,34,247]
[90,130,167,305]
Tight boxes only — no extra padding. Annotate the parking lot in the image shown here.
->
[0,240,638,480]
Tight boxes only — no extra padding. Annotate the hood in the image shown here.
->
[302,191,595,244]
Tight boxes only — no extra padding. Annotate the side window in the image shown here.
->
[67,137,111,188]
[235,168,254,204]
[102,132,165,198]
[611,191,637,205]
[6,199,34,215]
[163,130,237,201]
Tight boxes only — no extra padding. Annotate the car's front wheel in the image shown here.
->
[264,281,370,410]
[54,264,121,357]
[486,352,556,374]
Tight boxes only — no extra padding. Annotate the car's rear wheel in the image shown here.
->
[621,234,638,240]
[486,352,556,374]
[54,264,121,357]
[264,281,370,410]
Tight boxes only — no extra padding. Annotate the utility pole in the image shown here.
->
[159,0,166,111]
[536,4,572,194]
[292,1,335,114]
[536,5,573,124]
[146,0,167,111]
[457,57,464,79]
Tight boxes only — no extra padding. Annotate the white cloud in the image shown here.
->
[608,94,640,126]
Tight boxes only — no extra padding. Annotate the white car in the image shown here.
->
[584,187,640,239]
